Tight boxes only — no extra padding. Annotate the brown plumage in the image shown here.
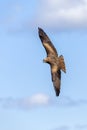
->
[38,27,66,96]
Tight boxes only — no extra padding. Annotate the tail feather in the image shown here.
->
[59,55,66,73]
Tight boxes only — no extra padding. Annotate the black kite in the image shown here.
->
[38,28,66,96]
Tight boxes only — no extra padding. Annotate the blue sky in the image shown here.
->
[0,0,87,130]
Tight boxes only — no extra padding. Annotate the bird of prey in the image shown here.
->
[38,27,66,96]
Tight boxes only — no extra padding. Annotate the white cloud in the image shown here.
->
[1,0,87,32]
[0,93,51,109]
[0,94,87,110]
[29,93,50,105]
[34,0,87,30]
[22,93,51,108]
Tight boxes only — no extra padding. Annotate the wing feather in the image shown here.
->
[38,27,58,56]
[51,70,61,96]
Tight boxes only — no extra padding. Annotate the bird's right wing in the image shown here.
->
[38,27,58,57]
[51,70,61,96]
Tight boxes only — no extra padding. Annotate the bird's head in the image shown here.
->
[43,57,51,64]
[43,58,47,63]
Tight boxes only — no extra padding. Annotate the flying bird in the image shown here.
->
[38,27,66,96]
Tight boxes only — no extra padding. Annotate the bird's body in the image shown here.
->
[38,27,66,96]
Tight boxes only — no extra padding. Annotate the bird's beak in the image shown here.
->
[43,59,46,63]
[43,59,45,63]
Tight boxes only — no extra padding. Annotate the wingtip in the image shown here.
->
[38,27,51,43]
[55,89,60,96]
[38,27,46,40]
[38,27,42,34]
[56,92,60,96]
[38,27,43,32]
[38,27,42,30]
[38,27,40,31]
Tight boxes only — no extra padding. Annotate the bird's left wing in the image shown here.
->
[51,69,61,96]
[38,27,58,56]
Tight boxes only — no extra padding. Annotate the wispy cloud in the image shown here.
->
[0,93,87,110]
[1,0,87,32]
[52,125,69,130]
[34,0,87,30]
[75,124,87,130]
[57,96,87,107]
[51,124,87,130]
[0,93,51,110]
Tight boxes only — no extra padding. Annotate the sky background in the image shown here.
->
[0,0,87,130]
